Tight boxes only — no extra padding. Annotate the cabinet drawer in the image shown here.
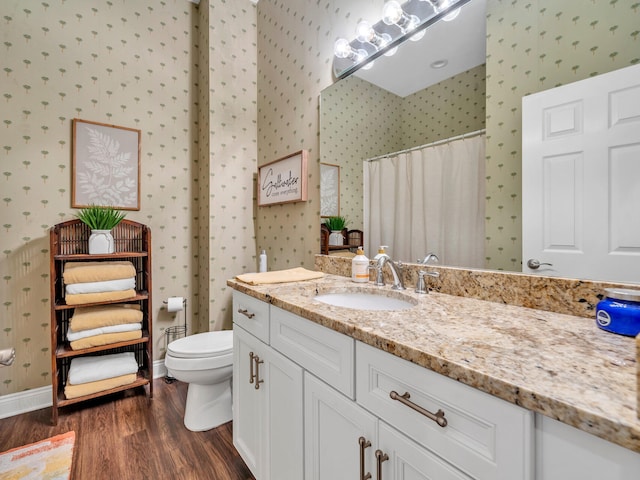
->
[271,306,355,398]
[232,291,270,344]
[356,341,533,480]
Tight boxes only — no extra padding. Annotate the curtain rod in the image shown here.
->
[365,128,486,163]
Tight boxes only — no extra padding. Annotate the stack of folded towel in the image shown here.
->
[63,261,137,306]
[64,352,139,399]
[67,304,143,350]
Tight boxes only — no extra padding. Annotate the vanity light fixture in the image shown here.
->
[333,0,471,79]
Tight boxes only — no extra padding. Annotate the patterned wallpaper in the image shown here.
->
[320,76,402,230]
[206,1,257,331]
[484,0,639,271]
[320,65,486,232]
[1,0,637,401]
[0,0,257,396]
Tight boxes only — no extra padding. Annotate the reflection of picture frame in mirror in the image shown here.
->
[320,163,340,217]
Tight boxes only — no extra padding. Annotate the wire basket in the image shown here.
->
[165,324,187,345]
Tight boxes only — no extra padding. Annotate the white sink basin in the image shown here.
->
[314,291,416,311]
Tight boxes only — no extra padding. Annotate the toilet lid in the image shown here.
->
[167,330,233,359]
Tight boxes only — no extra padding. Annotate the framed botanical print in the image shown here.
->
[320,162,340,217]
[72,118,141,210]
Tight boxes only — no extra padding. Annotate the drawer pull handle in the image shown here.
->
[238,308,255,319]
[390,390,448,428]
[375,449,389,480]
[253,354,264,390]
[358,436,372,480]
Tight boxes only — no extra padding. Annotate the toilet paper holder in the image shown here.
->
[164,297,187,344]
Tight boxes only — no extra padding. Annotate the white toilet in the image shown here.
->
[164,330,233,432]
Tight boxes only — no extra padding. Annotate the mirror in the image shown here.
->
[320,0,638,281]
[320,0,488,263]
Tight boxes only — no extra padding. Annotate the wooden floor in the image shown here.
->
[0,379,255,480]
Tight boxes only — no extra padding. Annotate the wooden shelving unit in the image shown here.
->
[49,219,153,424]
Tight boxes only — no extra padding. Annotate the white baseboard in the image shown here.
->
[0,386,51,420]
[0,360,168,419]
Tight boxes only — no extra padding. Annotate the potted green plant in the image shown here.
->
[76,205,126,254]
[324,216,348,246]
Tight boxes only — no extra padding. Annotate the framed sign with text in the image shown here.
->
[258,150,308,206]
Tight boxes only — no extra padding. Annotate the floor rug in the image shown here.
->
[0,431,75,480]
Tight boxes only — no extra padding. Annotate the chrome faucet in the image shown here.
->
[374,254,405,290]
[418,252,439,265]
[415,253,440,294]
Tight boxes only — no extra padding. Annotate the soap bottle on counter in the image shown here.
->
[259,250,267,272]
[351,247,370,283]
[373,245,388,261]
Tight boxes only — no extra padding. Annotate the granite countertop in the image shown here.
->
[227,274,640,453]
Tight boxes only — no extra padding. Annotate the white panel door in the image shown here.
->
[304,373,377,480]
[378,422,472,480]
[264,345,303,480]
[522,63,640,283]
[233,325,265,478]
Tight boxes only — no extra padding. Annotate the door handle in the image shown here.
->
[358,436,372,480]
[375,449,389,480]
[526,259,553,269]
[253,354,264,390]
[249,352,256,384]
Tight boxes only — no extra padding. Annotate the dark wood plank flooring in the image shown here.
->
[0,379,255,480]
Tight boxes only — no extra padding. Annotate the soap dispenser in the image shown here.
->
[259,250,267,273]
[351,247,369,283]
[373,245,388,261]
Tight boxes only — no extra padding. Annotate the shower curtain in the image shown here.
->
[364,133,485,268]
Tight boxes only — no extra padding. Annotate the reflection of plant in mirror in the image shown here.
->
[324,216,348,231]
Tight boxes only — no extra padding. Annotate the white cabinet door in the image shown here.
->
[535,414,640,480]
[378,422,472,480]
[233,324,304,480]
[264,344,303,480]
[233,324,265,478]
[304,373,377,480]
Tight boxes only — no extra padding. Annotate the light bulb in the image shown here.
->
[382,1,403,25]
[361,60,375,70]
[380,33,398,56]
[355,21,374,43]
[442,8,461,21]
[410,28,426,42]
[334,38,352,59]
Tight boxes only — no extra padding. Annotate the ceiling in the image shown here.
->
[353,0,487,97]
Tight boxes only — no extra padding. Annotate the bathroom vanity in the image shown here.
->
[229,274,640,480]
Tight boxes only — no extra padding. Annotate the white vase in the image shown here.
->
[329,230,344,246]
[89,229,114,254]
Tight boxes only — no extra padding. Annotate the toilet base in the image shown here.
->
[183,378,232,432]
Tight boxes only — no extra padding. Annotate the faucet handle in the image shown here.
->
[370,264,384,286]
[415,270,427,294]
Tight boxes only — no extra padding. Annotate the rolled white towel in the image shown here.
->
[68,352,138,385]
[0,348,15,367]
[65,277,135,295]
[67,322,142,342]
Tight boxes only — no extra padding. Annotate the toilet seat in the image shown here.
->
[167,330,233,359]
